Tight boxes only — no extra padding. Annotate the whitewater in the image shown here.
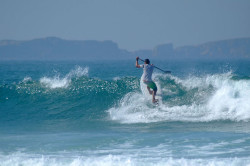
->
[109,72,250,123]
[0,60,250,166]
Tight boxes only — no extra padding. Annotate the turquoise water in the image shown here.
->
[0,60,250,165]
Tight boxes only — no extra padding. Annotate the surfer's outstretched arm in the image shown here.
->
[136,57,141,68]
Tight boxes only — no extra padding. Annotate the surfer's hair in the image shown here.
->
[145,59,150,64]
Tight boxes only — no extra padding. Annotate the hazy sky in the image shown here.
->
[1,0,250,50]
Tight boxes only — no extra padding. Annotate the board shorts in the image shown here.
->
[144,81,157,91]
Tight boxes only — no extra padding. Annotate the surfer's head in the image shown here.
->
[145,59,150,64]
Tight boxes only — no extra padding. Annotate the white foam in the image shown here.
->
[108,73,250,123]
[40,66,88,89]
[109,92,160,123]
[40,76,70,89]
[207,78,250,121]
[22,77,32,83]
[113,77,121,81]
[0,153,249,166]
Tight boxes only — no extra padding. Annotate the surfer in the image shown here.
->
[136,57,158,103]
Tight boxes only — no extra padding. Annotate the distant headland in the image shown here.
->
[0,37,249,60]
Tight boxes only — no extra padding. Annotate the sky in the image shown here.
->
[0,0,250,51]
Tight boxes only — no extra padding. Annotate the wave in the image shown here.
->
[0,66,139,126]
[108,72,250,123]
[1,66,250,125]
[0,152,249,166]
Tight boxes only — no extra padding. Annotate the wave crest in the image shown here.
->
[40,66,88,89]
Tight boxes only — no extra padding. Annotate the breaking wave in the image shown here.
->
[108,72,250,123]
[0,152,249,166]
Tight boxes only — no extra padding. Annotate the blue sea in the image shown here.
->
[1,60,250,166]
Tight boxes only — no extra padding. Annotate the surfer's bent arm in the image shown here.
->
[136,57,141,68]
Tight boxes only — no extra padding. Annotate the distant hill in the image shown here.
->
[0,37,250,60]
[174,38,250,59]
[0,37,131,60]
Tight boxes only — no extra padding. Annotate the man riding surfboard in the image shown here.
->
[136,57,158,103]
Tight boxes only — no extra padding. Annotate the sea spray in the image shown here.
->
[40,66,89,89]
[207,75,250,121]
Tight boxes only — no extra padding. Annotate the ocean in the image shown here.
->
[0,60,250,166]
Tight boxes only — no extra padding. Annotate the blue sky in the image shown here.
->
[0,0,250,50]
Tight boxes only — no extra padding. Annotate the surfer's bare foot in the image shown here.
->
[152,99,158,103]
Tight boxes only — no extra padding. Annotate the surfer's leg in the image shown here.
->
[150,82,158,103]
[152,90,158,103]
[147,86,153,95]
